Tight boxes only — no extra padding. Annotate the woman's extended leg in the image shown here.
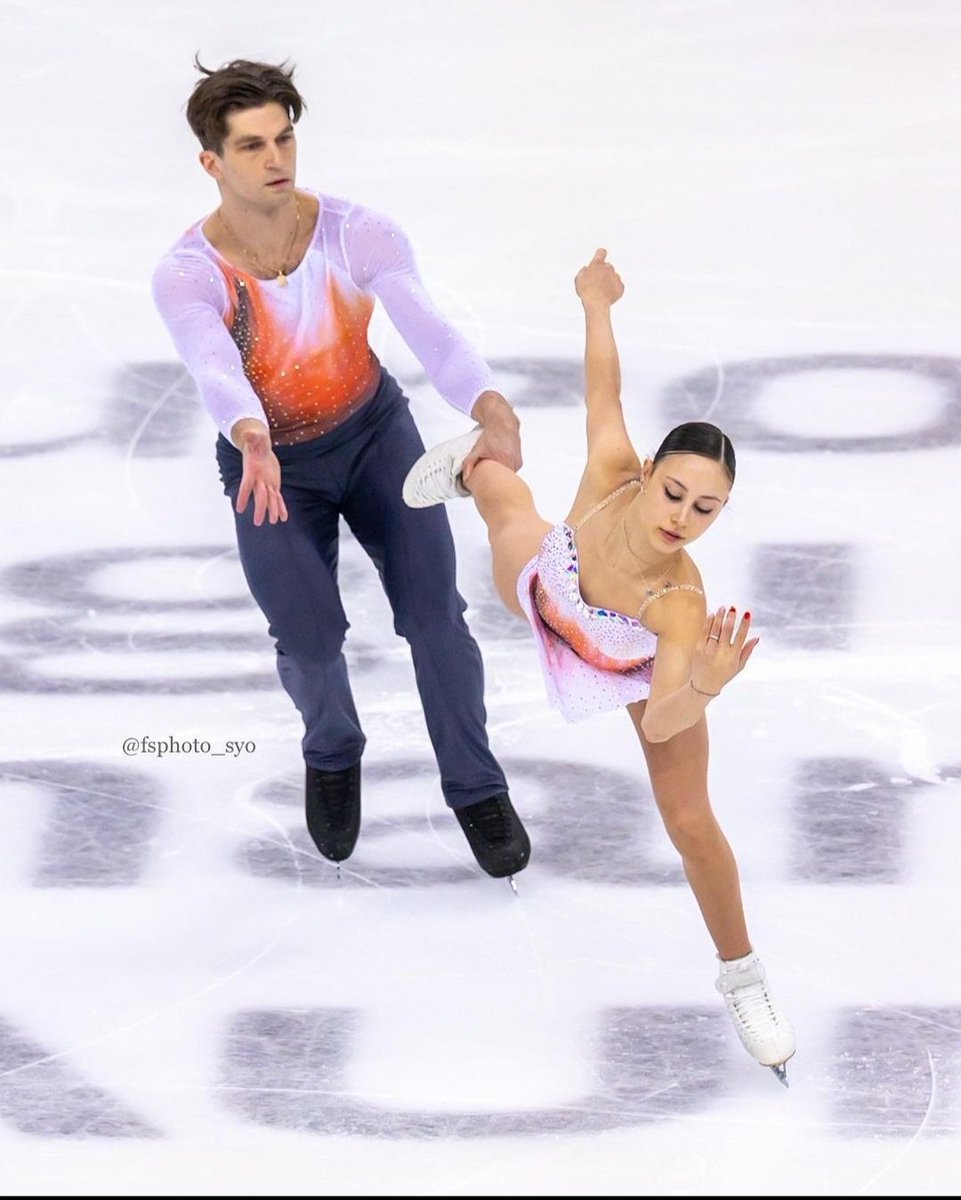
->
[465,460,552,618]
[627,702,751,959]
[628,701,796,1078]
[402,429,551,617]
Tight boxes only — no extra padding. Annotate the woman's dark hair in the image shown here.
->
[186,57,306,154]
[652,421,736,483]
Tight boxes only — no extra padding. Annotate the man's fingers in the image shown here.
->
[252,480,268,527]
[462,430,522,478]
[267,486,288,525]
[461,448,479,480]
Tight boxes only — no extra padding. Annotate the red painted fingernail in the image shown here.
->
[729,606,736,613]
[744,611,751,619]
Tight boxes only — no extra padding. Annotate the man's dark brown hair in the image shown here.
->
[185,56,307,154]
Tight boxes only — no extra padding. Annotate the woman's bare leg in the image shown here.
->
[465,460,552,618]
[628,702,751,960]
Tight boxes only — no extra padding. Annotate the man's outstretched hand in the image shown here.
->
[232,419,289,527]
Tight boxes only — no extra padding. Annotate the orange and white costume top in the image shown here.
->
[151,191,494,445]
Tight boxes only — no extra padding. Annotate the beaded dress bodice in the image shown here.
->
[531,481,704,673]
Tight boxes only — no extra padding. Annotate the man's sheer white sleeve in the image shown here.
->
[345,208,494,416]
[151,255,269,442]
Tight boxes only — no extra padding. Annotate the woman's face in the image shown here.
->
[639,454,732,552]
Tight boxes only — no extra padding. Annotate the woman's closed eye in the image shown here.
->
[664,487,714,516]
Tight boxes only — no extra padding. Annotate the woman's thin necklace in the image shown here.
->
[622,515,674,597]
[218,196,301,287]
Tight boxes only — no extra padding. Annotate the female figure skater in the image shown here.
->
[402,250,796,1084]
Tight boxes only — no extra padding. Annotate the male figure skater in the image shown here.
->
[152,58,530,879]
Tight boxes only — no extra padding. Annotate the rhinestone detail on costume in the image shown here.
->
[533,523,656,674]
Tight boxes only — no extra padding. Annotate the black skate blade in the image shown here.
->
[769,1062,789,1088]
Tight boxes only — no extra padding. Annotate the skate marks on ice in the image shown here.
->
[220,1007,728,1137]
[829,1008,961,1139]
[3,362,199,461]
[788,758,930,885]
[0,1019,160,1139]
[242,757,683,888]
[0,542,391,696]
[2,1006,957,1140]
[405,350,961,447]
[3,751,959,1141]
[660,353,961,454]
[0,544,274,695]
[1,752,938,892]
[0,760,162,888]
[243,755,943,891]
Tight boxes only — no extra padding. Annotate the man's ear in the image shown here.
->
[199,149,222,181]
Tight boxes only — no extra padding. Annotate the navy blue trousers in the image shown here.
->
[216,369,507,810]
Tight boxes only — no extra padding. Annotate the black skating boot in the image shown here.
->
[305,762,361,862]
[455,793,530,878]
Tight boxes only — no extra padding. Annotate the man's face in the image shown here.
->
[200,102,297,207]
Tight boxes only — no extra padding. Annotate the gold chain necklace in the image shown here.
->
[218,196,301,287]
[621,515,675,597]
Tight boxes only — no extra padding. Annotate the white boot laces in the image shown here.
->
[728,977,780,1034]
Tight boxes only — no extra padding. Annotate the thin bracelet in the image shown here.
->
[689,679,720,698]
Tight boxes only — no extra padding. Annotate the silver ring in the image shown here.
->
[708,634,721,641]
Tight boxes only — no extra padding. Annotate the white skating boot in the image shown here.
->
[402,427,483,508]
[716,950,796,1086]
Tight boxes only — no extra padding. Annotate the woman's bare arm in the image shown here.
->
[574,250,642,479]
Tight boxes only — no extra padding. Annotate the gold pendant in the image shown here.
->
[276,270,288,287]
